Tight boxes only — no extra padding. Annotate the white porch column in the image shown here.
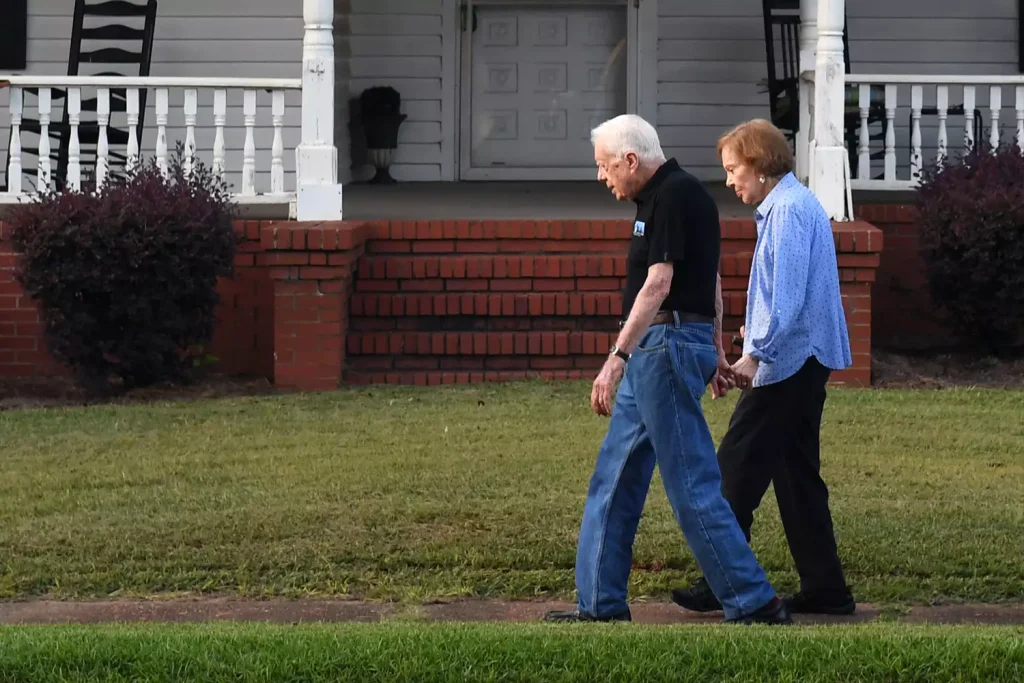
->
[296,0,343,220]
[796,0,817,183]
[811,0,847,219]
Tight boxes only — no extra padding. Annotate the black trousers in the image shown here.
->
[717,356,848,595]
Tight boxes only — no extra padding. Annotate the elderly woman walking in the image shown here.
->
[672,119,856,616]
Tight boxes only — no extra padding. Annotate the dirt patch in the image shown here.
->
[2,350,1022,412]
[871,350,1024,389]
[0,375,279,412]
[2,598,1023,626]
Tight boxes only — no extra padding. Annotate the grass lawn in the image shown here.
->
[1,382,1022,603]
[1,622,1022,682]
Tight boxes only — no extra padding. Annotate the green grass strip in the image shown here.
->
[1,622,1022,682]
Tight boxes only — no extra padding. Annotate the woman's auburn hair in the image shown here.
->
[717,119,795,178]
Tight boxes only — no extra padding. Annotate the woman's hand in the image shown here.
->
[730,354,759,390]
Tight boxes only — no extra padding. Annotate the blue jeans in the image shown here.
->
[574,322,777,620]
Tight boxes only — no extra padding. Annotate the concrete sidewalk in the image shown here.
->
[2,598,1024,626]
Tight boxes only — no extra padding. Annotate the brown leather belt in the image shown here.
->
[618,311,714,330]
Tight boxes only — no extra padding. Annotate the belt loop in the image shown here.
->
[672,310,681,326]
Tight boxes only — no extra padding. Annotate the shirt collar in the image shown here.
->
[633,158,680,206]
[754,171,799,221]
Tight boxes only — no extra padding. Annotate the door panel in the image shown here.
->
[468,6,628,169]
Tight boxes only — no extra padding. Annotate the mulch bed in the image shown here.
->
[2,351,1023,412]
[0,375,279,412]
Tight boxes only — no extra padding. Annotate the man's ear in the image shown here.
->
[624,151,640,171]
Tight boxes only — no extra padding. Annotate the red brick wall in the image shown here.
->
[345,219,881,387]
[1,218,882,389]
[854,204,956,350]
[0,221,275,380]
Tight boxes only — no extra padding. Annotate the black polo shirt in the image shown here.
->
[621,158,720,319]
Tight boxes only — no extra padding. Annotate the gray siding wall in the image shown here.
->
[1,0,304,195]
[347,0,445,182]
[657,0,1021,181]
[4,0,1020,188]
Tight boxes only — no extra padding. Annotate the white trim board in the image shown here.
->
[451,0,658,181]
[441,0,460,181]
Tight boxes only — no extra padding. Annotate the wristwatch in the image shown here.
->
[609,344,630,362]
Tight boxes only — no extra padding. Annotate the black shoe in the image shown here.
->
[784,589,856,615]
[726,596,793,625]
[543,608,631,623]
[670,577,723,613]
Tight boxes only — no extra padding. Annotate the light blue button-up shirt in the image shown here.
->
[743,172,852,387]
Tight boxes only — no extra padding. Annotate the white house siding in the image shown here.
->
[657,0,1021,181]
[346,0,447,182]
[1,0,304,195]
[3,0,1020,189]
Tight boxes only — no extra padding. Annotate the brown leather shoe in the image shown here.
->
[670,576,723,613]
[784,589,856,615]
[726,597,793,625]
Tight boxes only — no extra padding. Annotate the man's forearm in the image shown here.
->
[614,284,666,353]
[714,273,724,353]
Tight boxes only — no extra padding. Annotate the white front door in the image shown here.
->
[459,1,632,180]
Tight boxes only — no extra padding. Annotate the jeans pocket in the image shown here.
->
[632,325,668,354]
[672,342,718,400]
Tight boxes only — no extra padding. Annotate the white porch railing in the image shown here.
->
[2,76,302,210]
[844,75,1024,191]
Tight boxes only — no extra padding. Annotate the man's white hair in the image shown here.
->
[590,114,666,165]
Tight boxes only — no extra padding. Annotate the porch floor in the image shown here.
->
[341,181,916,222]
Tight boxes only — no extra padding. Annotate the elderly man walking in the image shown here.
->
[543,115,790,625]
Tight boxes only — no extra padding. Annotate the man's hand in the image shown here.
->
[739,325,745,339]
[710,349,735,399]
[730,354,759,390]
[591,355,626,417]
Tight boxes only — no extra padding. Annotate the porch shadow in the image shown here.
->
[341,181,918,222]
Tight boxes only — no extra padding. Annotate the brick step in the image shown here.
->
[346,331,616,357]
[344,366,872,387]
[348,317,626,332]
[344,370,592,386]
[354,276,628,294]
[362,218,758,242]
[348,355,602,372]
[349,292,748,318]
[355,253,758,280]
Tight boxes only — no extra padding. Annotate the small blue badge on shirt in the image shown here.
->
[633,220,645,237]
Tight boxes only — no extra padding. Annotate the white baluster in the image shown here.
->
[7,87,22,195]
[936,86,949,166]
[213,89,227,182]
[242,89,257,195]
[96,88,110,190]
[38,88,52,191]
[67,88,82,192]
[964,85,976,151]
[884,84,897,181]
[1016,86,1024,149]
[183,88,198,176]
[910,85,923,183]
[989,85,1001,151]
[155,88,168,176]
[857,84,871,180]
[271,90,285,194]
[126,88,140,172]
